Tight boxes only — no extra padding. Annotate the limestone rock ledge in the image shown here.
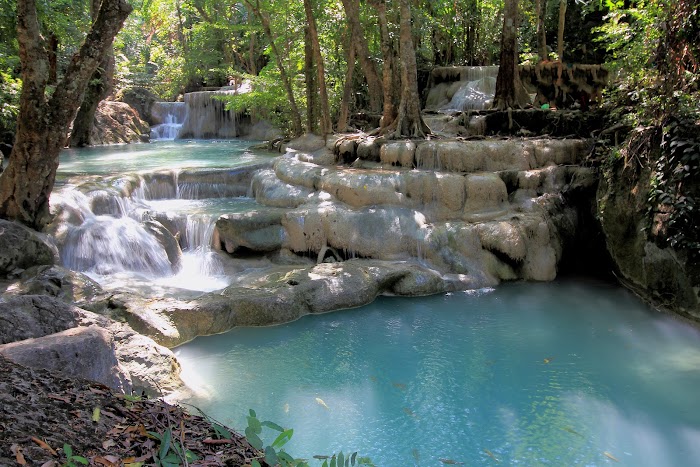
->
[598,163,699,320]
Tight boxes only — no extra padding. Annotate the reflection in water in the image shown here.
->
[176,280,700,466]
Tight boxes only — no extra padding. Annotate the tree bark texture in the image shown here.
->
[492,0,528,110]
[303,0,332,135]
[71,0,117,148]
[337,29,356,132]
[556,0,567,90]
[340,0,383,114]
[304,25,318,134]
[0,0,132,229]
[370,0,397,129]
[244,0,303,136]
[536,0,548,62]
[391,0,429,139]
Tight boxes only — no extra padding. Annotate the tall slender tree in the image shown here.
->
[492,0,528,110]
[340,0,383,114]
[0,0,131,228]
[70,0,116,148]
[390,0,429,138]
[303,0,332,135]
[536,0,548,62]
[243,0,303,136]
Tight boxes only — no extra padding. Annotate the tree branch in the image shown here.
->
[49,0,132,128]
[16,0,49,93]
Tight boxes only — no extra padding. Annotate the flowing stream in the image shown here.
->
[53,141,700,466]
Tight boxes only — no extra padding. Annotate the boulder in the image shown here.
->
[216,208,288,253]
[91,101,150,145]
[143,220,183,272]
[0,295,102,344]
[0,219,58,276]
[0,325,132,393]
[111,327,183,397]
[14,265,110,312]
[117,87,160,125]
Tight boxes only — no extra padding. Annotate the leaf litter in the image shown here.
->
[0,355,260,466]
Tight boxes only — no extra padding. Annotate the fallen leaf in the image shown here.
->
[30,437,57,456]
[48,394,71,403]
[102,439,117,449]
[40,461,57,467]
[92,407,101,422]
[10,443,26,465]
[95,455,120,466]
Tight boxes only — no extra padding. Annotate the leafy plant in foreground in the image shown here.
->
[244,409,374,467]
[148,427,199,467]
[62,444,88,467]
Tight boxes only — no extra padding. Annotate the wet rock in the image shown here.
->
[380,141,417,168]
[0,219,58,277]
[216,208,288,253]
[0,325,132,393]
[598,164,699,319]
[251,169,315,208]
[143,220,183,272]
[12,265,110,311]
[285,133,326,153]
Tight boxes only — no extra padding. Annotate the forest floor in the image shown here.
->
[0,355,259,466]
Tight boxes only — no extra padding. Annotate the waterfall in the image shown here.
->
[442,66,499,111]
[179,90,241,139]
[151,102,186,140]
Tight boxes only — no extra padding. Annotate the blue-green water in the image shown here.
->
[58,139,271,176]
[175,279,700,466]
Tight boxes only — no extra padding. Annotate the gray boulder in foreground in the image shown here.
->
[0,325,132,393]
[0,219,58,276]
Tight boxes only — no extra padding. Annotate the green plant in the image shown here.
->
[243,409,374,467]
[62,444,88,467]
[148,427,200,467]
[648,115,700,258]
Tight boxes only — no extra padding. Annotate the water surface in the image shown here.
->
[176,279,700,466]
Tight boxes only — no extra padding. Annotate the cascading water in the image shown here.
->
[441,66,499,111]
[151,102,186,140]
[179,90,241,139]
[52,141,273,293]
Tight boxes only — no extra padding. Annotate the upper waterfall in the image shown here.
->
[179,90,241,139]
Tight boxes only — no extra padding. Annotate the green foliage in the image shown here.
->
[648,115,700,258]
[0,70,20,134]
[62,444,88,467]
[244,409,374,467]
[148,427,200,467]
[218,69,301,136]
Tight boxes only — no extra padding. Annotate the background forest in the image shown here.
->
[0,0,697,259]
[0,0,670,137]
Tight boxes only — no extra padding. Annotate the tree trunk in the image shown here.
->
[492,0,528,110]
[0,0,131,229]
[370,0,397,129]
[337,29,356,132]
[536,0,548,62]
[304,25,317,134]
[391,0,429,139]
[48,33,58,84]
[340,0,383,114]
[303,0,332,135]
[556,0,567,90]
[244,0,303,136]
[70,0,117,148]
